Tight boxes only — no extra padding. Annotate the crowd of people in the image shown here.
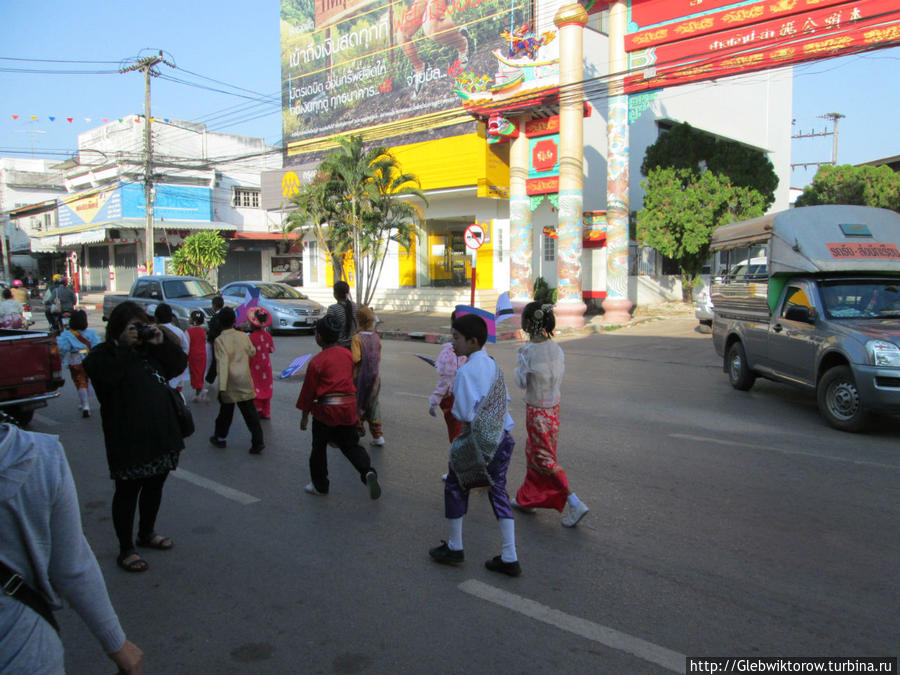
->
[1,280,589,671]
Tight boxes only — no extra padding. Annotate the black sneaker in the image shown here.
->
[209,436,226,448]
[485,555,521,577]
[365,471,381,500]
[249,444,264,455]
[429,541,464,566]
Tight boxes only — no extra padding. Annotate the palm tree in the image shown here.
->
[284,172,352,281]
[317,135,427,305]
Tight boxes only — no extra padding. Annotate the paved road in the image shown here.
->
[32,316,898,673]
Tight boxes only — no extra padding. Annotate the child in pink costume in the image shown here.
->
[428,310,466,442]
[186,310,209,402]
[247,308,275,419]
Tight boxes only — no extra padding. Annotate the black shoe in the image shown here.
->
[485,555,521,577]
[365,471,381,500]
[429,541,464,566]
[81,409,90,418]
[209,436,226,448]
[249,444,264,455]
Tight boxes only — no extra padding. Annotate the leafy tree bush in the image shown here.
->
[171,231,228,282]
[533,276,557,305]
[795,164,900,211]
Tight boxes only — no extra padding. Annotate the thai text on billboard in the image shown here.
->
[280,0,524,159]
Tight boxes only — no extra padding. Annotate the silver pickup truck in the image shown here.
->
[711,205,900,432]
[103,276,223,329]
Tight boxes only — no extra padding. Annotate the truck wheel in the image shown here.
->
[726,342,755,390]
[817,365,869,432]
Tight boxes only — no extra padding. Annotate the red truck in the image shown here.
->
[0,328,66,425]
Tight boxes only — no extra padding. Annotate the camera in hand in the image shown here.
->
[132,322,157,341]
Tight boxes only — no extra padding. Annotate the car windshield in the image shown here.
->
[163,279,216,299]
[820,281,900,319]
[257,284,307,300]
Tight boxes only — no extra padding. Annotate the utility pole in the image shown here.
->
[790,112,845,171]
[120,50,174,275]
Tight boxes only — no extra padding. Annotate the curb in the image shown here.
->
[379,329,520,343]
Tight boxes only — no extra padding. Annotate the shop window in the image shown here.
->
[233,188,260,208]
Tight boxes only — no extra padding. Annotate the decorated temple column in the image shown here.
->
[553,4,588,329]
[602,0,634,323]
[508,115,533,311]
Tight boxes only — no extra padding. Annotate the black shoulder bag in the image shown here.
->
[148,364,195,438]
[0,560,60,634]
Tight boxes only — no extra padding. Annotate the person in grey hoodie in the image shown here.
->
[0,421,143,673]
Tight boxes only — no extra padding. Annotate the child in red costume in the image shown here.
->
[247,308,275,420]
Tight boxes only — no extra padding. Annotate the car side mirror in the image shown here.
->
[784,305,814,323]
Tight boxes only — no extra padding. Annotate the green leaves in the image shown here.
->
[171,231,228,282]
[795,164,900,211]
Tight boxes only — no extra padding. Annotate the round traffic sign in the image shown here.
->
[464,223,486,250]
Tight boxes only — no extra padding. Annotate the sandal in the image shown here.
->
[136,533,174,550]
[117,551,149,573]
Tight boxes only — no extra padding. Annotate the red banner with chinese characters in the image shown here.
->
[627,0,850,51]
[526,177,559,195]
[827,242,900,258]
[629,0,747,30]
[626,5,900,93]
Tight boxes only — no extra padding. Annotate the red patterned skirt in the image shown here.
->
[69,364,89,390]
[515,404,569,512]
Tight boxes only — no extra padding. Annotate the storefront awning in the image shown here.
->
[232,232,300,240]
[30,219,238,252]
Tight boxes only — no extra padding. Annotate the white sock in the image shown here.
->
[447,517,463,551]
[77,388,89,410]
[567,493,583,508]
[499,517,517,563]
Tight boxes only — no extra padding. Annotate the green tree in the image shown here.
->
[285,135,426,305]
[171,231,228,282]
[637,167,766,301]
[795,164,900,211]
[641,122,778,210]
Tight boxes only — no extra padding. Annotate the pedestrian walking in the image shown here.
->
[209,307,265,454]
[0,420,143,673]
[352,305,384,446]
[154,304,189,392]
[428,314,521,577]
[186,310,209,402]
[427,310,467,442]
[325,280,357,349]
[205,295,226,387]
[297,315,381,499]
[56,309,101,417]
[247,308,275,420]
[83,301,187,573]
[510,302,589,527]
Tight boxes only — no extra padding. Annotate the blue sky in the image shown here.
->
[2,1,898,189]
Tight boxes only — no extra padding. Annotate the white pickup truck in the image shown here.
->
[711,205,900,432]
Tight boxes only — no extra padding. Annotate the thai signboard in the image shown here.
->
[280,0,525,162]
[57,183,212,230]
[626,0,900,93]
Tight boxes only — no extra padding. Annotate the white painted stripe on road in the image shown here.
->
[32,413,59,426]
[671,433,899,470]
[459,579,685,673]
[396,391,429,398]
[172,469,260,505]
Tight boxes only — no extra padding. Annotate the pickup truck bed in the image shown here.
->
[0,328,66,425]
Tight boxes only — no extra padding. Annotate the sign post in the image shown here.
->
[464,223,486,306]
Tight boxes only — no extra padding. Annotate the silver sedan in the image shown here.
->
[219,281,324,333]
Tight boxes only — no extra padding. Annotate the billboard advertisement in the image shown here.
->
[280,0,526,161]
[56,183,212,230]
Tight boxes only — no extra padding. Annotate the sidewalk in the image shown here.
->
[75,291,694,342]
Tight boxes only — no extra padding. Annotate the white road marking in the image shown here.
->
[32,413,59,426]
[172,469,260,505]
[459,579,685,673]
[670,433,899,471]
[396,391,429,398]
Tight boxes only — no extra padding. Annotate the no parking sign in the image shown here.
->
[464,223,485,250]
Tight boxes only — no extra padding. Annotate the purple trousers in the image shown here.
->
[444,431,515,519]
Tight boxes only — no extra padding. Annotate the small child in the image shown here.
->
[511,302,588,528]
[297,315,381,499]
[56,309,101,417]
[352,305,383,446]
[247,308,275,420]
[429,314,520,577]
[209,307,265,454]
[155,304,189,392]
[428,310,466,442]
[186,310,209,402]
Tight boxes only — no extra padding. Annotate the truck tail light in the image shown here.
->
[48,343,65,388]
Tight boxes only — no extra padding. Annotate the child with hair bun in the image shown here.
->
[186,310,209,402]
[511,302,589,528]
[352,306,384,446]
